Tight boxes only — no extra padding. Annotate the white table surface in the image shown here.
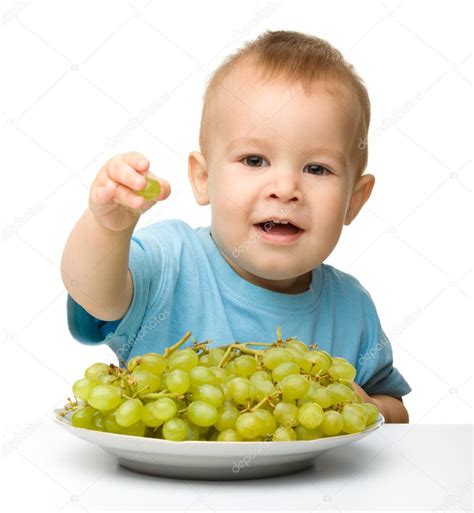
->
[2,420,472,512]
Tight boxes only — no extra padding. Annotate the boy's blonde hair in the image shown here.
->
[199,30,371,179]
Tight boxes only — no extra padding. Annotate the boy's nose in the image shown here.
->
[265,168,303,203]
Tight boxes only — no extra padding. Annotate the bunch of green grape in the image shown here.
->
[60,328,379,442]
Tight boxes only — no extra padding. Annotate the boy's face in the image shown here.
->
[189,61,375,294]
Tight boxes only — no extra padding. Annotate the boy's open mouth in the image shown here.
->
[253,219,304,236]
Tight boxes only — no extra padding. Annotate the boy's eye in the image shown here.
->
[240,156,332,176]
[304,164,332,176]
[241,155,267,167]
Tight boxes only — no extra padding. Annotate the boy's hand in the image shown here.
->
[89,151,171,232]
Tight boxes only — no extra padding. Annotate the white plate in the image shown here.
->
[53,409,384,480]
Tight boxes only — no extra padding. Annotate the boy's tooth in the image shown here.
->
[269,219,289,224]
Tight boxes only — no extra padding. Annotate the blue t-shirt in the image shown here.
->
[66,219,412,398]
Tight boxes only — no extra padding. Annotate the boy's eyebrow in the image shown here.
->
[226,137,347,169]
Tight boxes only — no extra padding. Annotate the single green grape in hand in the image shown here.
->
[136,177,161,200]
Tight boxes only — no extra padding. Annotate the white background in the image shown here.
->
[0,0,472,476]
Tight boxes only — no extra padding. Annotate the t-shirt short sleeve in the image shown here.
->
[66,225,167,358]
[355,293,412,398]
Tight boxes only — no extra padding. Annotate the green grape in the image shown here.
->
[189,365,218,386]
[208,431,219,441]
[279,374,309,400]
[88,385,122,410]
[199,354,211,367]
[84,362,110,379]
[223,372,238,384]
[328,362,356,381]
[183,420,200,440]
[318,350,333,365]
[272,426,297,441]
[253,408,277,437]
[136,177,161,200]
[192,384,224,408]
[273,401,299,427]
[339,379,355,391]
[326,383,354,403]
[150,397,177,422]
[141,402,164,427]
[169,348,198,371]
[104,412,126,434]
[308,351,332,375]
[90,412,106,431]
[116,398,144,427]
[321,410,344,436]
[196,424,211,435]
[286,340,308,352]
[225,360,237,375]
[262,347,294,370]
[187,400,218,427]
[97,374,116,385]
[210,366,228,381]
[127,355,141,372]
[298,381,321,404]
[342,404,366,434]
[254,379,275,401]
[228,377,253,405]
[219,382,231,401]
[313,386,334,408]
[72,377,100,401]
[360,402,379,425]
[295,424,325,440]
[71,405,96,428]
[286,346,312,372]
[217,429,242,441]
[297,402,324,429]
[121,421,146,437]
[215,406,240,431]
[249,370,272,385]
[139,353,167,375]
[235,412,263,439]
[272,362,300,382]
[208,347,226,366]
[131,369,161,396]
[346,402,369,421]
[165,369,191,394]
[162,418,187,441]
[233,355,258,377]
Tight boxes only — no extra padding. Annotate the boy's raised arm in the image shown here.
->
[60,151,170,321]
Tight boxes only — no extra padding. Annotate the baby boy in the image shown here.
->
[62,30,411,423]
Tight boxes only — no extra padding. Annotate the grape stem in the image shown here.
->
[191,340,210,353]
[131,385,150,398]
[243,389,282,413]
[163,331,192,357]
[276,325,282,343]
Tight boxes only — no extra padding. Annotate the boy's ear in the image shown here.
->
[188,151,210,205]
[344,173,375,225]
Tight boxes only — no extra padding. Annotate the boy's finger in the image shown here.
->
[91,182,116,205]
[112,183,145,210]
[107,161,147,191]
[122,152,149,172]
